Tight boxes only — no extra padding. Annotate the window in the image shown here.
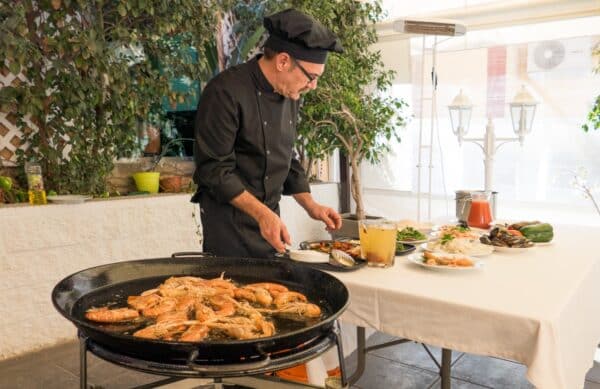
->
[361,16,600,223]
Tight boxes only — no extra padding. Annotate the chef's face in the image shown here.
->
[276,54,323,100]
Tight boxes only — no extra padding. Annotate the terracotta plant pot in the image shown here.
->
[159,175,183,193]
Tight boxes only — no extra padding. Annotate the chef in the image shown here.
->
[192,8,343,257]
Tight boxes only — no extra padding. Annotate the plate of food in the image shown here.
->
[396,227,430,244]
[395,242,417,256]
[505,221,554,244]
[432,224,482,240]
[479,225,534,252]
[395,219,433,234]
[407,252,483,271]
[299,240,361,258]
[421,235,494,257]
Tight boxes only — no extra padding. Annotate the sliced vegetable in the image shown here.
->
[507,229,523,237]
[519,223,553,243]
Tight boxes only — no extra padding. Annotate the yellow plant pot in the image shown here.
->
[133,172,160,194]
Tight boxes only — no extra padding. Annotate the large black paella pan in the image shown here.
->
[52,255,349,364]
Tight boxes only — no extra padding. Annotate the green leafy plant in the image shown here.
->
[0,1,218,195]
[201,1,280,81]
[288,0,408,220]
[582,44,599,132]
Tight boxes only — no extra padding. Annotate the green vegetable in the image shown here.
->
[15,190,27,203]
[47,190,57,196]
[519,223,553,243]
[396,241,405,252]
[441,233,455,245]
[397,227,426,241]
[0,176,12,191]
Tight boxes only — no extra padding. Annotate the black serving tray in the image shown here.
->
[396,243,417,256]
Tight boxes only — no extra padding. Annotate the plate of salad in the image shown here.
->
[397,227,429,244]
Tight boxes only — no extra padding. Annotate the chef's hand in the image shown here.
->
[306,203,342,231]
[257,209,291,253]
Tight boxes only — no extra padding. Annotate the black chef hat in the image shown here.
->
[263,8,343,64]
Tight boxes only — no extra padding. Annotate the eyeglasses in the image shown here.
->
[290,57,319,84]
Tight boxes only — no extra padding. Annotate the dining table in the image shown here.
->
[330,224,600,389]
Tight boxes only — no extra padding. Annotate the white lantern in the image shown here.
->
[510,85,538,143]
[448,89,473,142]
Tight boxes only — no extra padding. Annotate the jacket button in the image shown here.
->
[258,91,262,96]
[263,121,267,126]
[265,175,270,180]
[266,149,271,155]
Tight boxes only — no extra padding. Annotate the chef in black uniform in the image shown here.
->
[192,9,343,258]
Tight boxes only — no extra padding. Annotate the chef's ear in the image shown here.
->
[275,52,293,72]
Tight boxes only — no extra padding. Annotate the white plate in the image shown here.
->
[420,242,494,257]
[484,244,533,253]
[398,238,429,245]
[47,195,92,204]
[407,253,484,271]
[287,249,330,264]
[534,241,553,246]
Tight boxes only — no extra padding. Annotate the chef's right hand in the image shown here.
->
[257,209,291,253]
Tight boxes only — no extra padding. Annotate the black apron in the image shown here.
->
[192,56,310,258]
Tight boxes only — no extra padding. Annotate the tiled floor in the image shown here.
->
[1,331,599,389]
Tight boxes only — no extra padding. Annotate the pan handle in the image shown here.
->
[171,252,215,258]
[187,349,271,372]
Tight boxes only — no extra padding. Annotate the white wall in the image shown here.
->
[0,183,339,360]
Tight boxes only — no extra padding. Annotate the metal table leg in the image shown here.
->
[79,333,87,389]
[346,326,366,386]
[441,348,452,389]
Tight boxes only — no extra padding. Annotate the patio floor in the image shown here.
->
[1,331,599,388]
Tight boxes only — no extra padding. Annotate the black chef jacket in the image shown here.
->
[192,55,310,258]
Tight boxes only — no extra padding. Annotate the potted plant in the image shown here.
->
[132,137,194,194]
[291,0,409,236]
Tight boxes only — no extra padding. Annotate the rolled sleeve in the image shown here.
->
[282,156,311,195]
[194,83,246,204]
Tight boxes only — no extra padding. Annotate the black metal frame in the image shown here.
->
[79,321,349,389]
[348,327,456,389]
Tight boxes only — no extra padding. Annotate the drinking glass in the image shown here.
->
[467,191,493,229]
[358,219,397,268]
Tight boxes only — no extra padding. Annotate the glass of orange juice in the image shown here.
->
[358,219,397,268]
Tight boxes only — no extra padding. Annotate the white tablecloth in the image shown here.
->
[333,224,600,389]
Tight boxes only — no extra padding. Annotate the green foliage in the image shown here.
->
[0,0,218,194]
[202,1,280,79]
[583,45,599,132]
[583,95,600,132]
[287,0,408,218]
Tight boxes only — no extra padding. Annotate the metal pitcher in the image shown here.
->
[456,190,498,222]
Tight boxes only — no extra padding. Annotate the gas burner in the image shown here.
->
[78,321,347,389]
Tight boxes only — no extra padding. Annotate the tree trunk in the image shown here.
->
[349,157,364,220]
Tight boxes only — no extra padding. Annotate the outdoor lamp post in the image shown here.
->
[448,85,539,192]
[448,89,473,144]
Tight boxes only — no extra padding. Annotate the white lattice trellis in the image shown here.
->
[0,69,34,167]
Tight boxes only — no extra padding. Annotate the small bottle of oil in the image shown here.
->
[25,161,47,205]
